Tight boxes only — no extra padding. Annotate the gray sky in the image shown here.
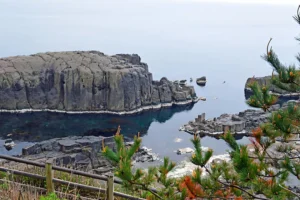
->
[168,0,298,5]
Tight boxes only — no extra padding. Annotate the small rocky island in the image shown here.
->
[180,108,271,138]
[180,101,300,138]
[0,51,197,114]
[182,75,300,138]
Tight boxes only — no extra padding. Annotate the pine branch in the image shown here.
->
[293,5,300,24]
[129,181,163,199]
[249,155,300,160]
[203,166,268,200]
[279,184,300,198]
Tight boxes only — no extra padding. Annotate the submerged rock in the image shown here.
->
[0,51,197,114]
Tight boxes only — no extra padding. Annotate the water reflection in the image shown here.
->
[0,104,194,142]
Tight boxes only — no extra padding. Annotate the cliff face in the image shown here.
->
[0,51,196,112]
[244,76,289,95]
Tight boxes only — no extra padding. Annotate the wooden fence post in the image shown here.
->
[106,173,114,200]
[45,161,54,193]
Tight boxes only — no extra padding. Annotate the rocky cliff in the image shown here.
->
[245,76,288,94]
[0,51,196,113]
[244,76,300,100]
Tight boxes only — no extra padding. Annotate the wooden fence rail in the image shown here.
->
[0,154,122,183]
[0,154,146,200]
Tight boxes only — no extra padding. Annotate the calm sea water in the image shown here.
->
[0,0,299,161]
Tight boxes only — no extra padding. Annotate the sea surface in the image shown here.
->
[0,0,299,162]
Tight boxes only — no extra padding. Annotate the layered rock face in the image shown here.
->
[18,136,159,173]
[244,76,290,95]
[0,51,196,112]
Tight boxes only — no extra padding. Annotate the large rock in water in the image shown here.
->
[245,76,289,95]
[244,76,300,100]
[0,51,196,113]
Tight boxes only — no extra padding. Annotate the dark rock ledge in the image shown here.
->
[0,136,159,176]
[180,104,282,138]
[244,76,300,101]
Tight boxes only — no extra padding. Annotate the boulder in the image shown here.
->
[196,76,207,86]
[244,76,300,101]
[177,147,194,155]
[197,76,206,81]
[168,154,230,178]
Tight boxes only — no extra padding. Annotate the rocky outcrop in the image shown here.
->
[244,76,300,100]
[21,136,117,172]
[4,136,159,175]
[180,104,283,138]
[0,51,197,114]
[196,76,206,86]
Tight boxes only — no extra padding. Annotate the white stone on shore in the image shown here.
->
[179,127,185,131]
[176,147,209,155]
[177,147,194,155]
[141,146,152,152]
[249,148,255,152]
[168,154,231,178]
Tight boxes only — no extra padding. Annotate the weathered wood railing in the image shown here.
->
[0,154,145,200]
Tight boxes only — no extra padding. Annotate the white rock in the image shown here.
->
[179,127,185,131]
[249,148,255,152]
[126,142,134,146]
[177,147,194,155]
[199,97,206,101]
[167,160,196,178]
[168,154,231,178]
[291,149,298,154]
[201,146,209,152]
[141,146,152,152]
[177,147,209,155]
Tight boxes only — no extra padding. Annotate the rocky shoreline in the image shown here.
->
[244,75,300,100]
[0,136,160,176]
[0,98,198,115]
[180,104,284,138]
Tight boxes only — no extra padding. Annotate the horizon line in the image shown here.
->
[168,0,299,6]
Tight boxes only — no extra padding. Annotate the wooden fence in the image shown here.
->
[0,154,145,200]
